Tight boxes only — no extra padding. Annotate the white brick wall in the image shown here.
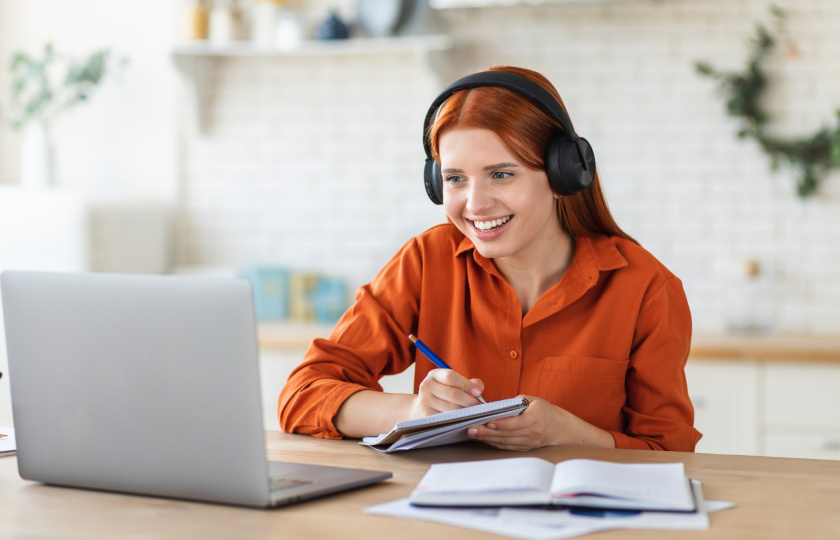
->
[176,0,840,333]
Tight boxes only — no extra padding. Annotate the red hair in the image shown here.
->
[428,66,636,244]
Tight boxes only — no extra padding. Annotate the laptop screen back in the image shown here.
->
[1,271,272,506]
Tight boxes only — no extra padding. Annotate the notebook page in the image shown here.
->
[361,397,528,446]
[393,397,527,429]
[414,457,555,495]
[383,408,528,452]
[549,460,690,504]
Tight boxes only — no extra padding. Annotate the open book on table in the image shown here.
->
[359,397,529,453]
[410,457,697,513]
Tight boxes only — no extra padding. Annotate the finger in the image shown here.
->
[467,424,528,439]
[418,371,477,411]
[468,427,535,451]
[467,378,486,403]
[423,392,467,414]
[484,413,531,432]
[430,369,485,407]
[468,378,485,394]
[470,431,533,451]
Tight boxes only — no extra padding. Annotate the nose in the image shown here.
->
[465,180,495,215]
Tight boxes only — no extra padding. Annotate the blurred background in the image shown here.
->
[2,0,840,456]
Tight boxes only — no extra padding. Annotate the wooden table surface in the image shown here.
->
[1,430,839,539]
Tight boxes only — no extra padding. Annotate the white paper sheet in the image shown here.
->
[0,426,16,456]
[365,498,615,540]
[500,480,711,531]
[365,480,734,540]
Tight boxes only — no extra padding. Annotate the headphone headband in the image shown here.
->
[422,71,578,159]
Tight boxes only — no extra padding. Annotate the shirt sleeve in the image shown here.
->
[608,277,703,451]
[277,238,423,439]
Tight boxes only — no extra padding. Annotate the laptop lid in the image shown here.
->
[1,270,390,507]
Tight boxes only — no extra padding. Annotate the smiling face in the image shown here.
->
[439,127,567,264]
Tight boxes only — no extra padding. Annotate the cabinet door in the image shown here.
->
[762,362,840,460]
[685,359,760,455]
[259,350,307,431]
[763,434,840,460]
[380,364,415,394]
[763,363,840,429]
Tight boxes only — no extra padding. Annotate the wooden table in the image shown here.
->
[1,431,839,539]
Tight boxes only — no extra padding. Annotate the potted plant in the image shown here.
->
[4,43,126,188]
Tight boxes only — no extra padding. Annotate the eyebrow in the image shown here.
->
[441,162,521,174]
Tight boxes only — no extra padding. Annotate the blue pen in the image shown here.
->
[408,334,487,404]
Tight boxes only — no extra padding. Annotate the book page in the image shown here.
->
[549,460,692,506]
[414,457,555,495]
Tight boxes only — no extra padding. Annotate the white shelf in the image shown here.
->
[172,34,453,133]
[172,34,453,58]
[431,0,624,8]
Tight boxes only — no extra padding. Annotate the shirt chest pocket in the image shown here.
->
[537,355,630,428]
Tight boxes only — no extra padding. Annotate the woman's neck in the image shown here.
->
[494,230,576,315]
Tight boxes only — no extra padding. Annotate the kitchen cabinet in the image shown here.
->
[762,362,840,459]
[685,358,760,456]
[687,333,840,460]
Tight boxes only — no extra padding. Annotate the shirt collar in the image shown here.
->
[573,234,628,286]
[455,235,475,257]
[454,233,628,278]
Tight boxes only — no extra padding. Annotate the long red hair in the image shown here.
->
[428,66,636,244]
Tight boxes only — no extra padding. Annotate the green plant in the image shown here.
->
[695,7,840,197]
[6,43,125,130]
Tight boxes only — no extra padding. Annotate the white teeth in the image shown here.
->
[474,216,511,231]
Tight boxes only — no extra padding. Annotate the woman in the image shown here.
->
[278,66,701,452]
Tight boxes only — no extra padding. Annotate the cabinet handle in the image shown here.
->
[809,436,840,452]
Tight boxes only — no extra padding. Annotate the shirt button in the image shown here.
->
[509,350,518,359]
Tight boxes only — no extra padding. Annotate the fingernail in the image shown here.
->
[467,428,478,438]
[471,388,481,397]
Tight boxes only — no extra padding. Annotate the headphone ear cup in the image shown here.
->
[424,158,444,205]
[545,135,596,196]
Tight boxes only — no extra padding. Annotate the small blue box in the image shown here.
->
[240,266,290,321]
[312,277,348,325]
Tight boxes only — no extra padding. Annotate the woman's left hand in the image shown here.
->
[466,396,616,451]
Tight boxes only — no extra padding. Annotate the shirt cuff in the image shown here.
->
[320,383,377,439]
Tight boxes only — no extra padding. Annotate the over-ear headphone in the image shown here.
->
[422,71,596,205]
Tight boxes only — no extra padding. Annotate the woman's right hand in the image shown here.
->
[409,368,485,419]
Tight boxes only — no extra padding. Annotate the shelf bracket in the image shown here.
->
[172,53,217,135]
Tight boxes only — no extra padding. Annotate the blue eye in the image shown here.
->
[492,171,513,180]
[445,175,466,184]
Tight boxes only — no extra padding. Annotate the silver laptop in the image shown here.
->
[0,270,391,507]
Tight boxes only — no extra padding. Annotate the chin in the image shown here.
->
[470,241,509,260]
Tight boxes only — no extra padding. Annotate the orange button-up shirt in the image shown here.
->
[278,224,702,451]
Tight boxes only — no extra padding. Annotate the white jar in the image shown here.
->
[275,11,304,50]
[252,0,282,49]
[209,0,242,46]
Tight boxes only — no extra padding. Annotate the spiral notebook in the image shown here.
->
[360,397,529,453]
